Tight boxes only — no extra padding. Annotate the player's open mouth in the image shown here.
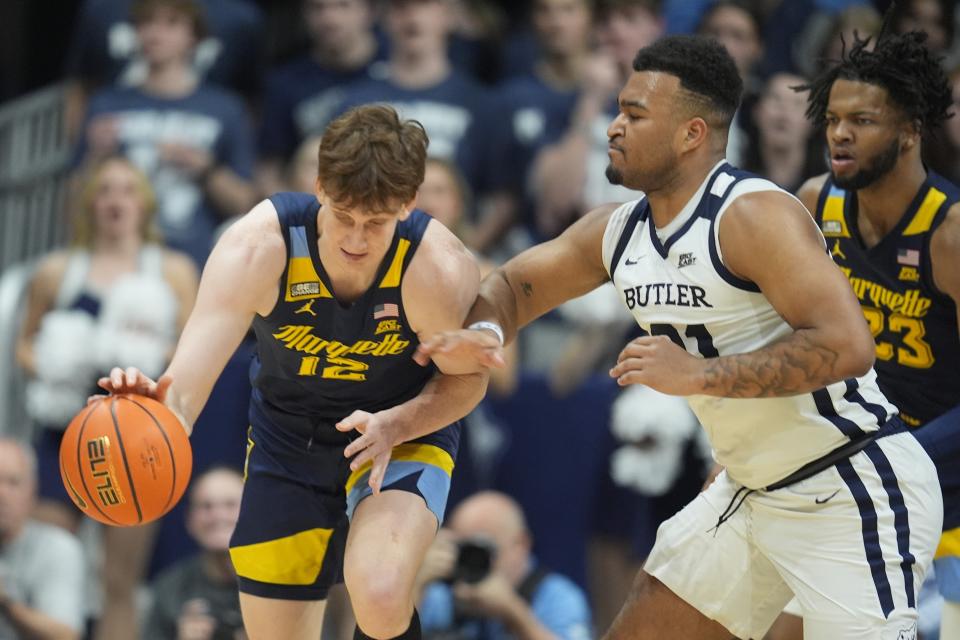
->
[831,149,855,171]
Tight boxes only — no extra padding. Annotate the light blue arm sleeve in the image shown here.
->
[530,574,593,640]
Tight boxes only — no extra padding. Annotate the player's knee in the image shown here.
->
[346,564,413,635]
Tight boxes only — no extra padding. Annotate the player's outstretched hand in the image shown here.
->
[414,329,505,369]
[336,410,397,495]
[610,335,703,396]
[92,367,173,404]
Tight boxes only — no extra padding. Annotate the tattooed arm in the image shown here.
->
[465,203,616,345]
[611,190,874,398]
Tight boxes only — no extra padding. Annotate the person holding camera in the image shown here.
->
[416,491,592,640]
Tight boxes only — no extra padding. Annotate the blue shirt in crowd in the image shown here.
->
[258,46,387,162]
[66,0,264,97]
[333,69,494,194]
[420,568,593,640]
[75,85,255,265]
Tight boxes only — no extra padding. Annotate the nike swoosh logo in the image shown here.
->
[624,255,645,266]
[815,490,840,504]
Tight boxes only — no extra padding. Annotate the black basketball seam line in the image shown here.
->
[75,401,120,525]
[110,397,144,524]
[128,396,178,515]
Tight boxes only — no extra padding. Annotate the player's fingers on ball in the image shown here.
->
[97,376,112,391]
[110,367,126,388]
[125,366,141,387]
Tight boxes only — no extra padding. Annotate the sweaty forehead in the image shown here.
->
[828,79,896,115]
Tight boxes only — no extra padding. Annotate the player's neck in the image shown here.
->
[318,247,381,304]
[143,61,199,98]
[855,161,928,236]
[647,154,724,228]
[388,53,450,89]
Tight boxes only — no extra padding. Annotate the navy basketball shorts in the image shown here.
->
[228,416,459,601]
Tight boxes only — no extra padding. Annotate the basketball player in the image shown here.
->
[417,35,942,639]
[97,104,486,640]
[772,29,960,640]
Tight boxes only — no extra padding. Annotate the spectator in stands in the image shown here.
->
[333,0,493,198]
[63,0,264,138]
[417,491,592,640]
[0,438,85,640]
[474,0,595,254]
[695,0,764,165]
[741,72,823,193]
[792,4,882,79]
[257,0,384,196]
[530,0,664,237]
[696,0,763,90]
[74,0,258,267]
[286,134,326,195]
[891,0,955,56]
[927,64,960,185]
[15,156,198,640]
[143,466,245,640]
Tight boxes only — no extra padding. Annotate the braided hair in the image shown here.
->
[799,29,952,134]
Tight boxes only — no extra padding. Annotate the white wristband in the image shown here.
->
[467,321,505,346]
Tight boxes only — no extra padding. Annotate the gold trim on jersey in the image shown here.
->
[903,187,947,236]
[284,256,332,301]
[820,190,850,237]
[344,443,454,494]
[230,527,334,585]
[379,238,411,288]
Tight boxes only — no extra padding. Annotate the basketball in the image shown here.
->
[59,394,192,527]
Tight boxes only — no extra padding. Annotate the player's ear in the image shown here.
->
[680,116,709,152]
[900,119,922,152]
[397,197,416,221]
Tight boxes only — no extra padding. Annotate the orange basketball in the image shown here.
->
[59,394,192,527]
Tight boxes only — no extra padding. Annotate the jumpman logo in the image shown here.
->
[295,300,317,316]
[830,240,846,261]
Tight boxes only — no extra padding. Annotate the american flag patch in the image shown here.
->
[374,303,399,319]
[897,248,920,266]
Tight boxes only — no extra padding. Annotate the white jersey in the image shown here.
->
[601,161,897,489]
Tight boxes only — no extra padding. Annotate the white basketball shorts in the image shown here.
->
[644,431,943,640]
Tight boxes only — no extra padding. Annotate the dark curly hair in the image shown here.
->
[799,30,953,134]
[632,35,743,129]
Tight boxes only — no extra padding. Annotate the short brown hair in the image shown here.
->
[131,0,208,41]
[317,104,429,214]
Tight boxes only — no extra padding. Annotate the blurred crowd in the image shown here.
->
[3,0,960,638]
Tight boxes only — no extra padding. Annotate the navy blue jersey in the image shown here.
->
[250,192,438,431]
[814,172,960,426]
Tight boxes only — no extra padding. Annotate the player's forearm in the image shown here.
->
[0,599,80,640]
[467,269,524,345]
[698,327,872,398]
[380,371,489,443]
